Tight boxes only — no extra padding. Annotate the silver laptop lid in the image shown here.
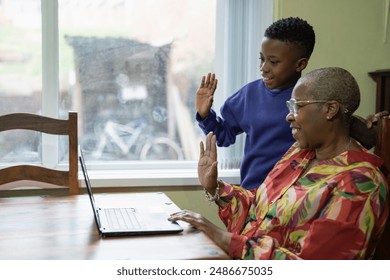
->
[79,147,102,231]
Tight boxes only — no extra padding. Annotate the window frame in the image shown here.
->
[41,0,272,188]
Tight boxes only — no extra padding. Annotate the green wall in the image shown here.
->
[274,0,390,117]
[165,189,225,228]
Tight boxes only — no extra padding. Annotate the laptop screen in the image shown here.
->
[79,148,102,230]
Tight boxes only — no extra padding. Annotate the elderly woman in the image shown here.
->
[170,67,389,260]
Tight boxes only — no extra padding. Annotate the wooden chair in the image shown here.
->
[0,112,79,195]
[373,115,390,259]
[350,115,378,149]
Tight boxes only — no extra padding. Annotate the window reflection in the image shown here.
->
[59,0,216,161]
[0,0,42,163]
[0,0,216,164]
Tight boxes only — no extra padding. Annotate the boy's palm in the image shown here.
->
[196,73,218,119]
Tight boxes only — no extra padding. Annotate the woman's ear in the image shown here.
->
[296,58,308,72]
[325,101,341,120]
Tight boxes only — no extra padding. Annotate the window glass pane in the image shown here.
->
[0,0,42,163]
[59,0,216,162]
[0,131,41,163]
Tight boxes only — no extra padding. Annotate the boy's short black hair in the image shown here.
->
[264,17,315,58]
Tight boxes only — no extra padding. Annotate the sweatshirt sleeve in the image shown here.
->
[196,106,243,147]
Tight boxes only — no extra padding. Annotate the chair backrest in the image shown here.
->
[350,115,378,149]
[373,115,390,259]
[0,112,79,195]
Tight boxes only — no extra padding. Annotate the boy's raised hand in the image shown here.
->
[196,73,218,119]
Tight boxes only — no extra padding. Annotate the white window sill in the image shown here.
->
[1,161,240,188]
[79,168,240,188]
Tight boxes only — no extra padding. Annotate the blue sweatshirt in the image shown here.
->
[196,79,294,190]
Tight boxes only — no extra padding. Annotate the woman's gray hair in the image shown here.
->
[301,67,360,121]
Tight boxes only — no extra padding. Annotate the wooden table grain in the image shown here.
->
[0,192,228,260]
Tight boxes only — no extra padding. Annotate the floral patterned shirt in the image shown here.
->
[218,143,389,259]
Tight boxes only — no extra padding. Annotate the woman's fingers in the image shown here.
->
[168,210,202,224]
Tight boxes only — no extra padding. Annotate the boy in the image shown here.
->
[196,17,314,190]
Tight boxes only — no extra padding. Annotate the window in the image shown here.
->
[0,0,42,163]
[0,0,272,187]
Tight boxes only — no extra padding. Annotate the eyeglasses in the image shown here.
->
[286,99,328,115]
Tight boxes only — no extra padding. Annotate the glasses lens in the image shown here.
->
[286,100,295,114]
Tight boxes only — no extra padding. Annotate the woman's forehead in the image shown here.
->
[292,81,311,99]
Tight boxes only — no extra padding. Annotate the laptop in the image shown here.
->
[79,149,183,237]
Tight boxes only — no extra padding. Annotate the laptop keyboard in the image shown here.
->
[104,208,142,230]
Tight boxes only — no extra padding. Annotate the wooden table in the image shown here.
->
[0,192,229,260]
